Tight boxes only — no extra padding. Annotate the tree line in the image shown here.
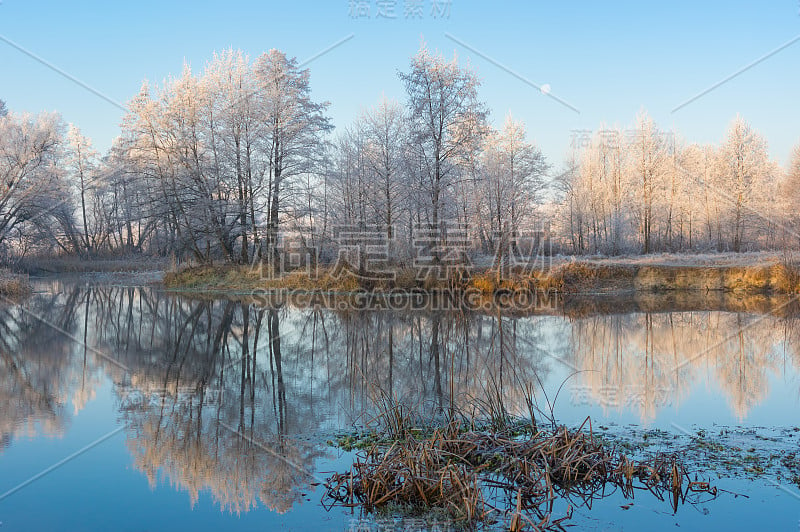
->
[1,45,799,266]
[558,113,797,254]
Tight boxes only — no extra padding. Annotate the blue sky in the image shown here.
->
[1,1,798,167]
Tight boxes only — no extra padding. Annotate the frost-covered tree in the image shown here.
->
[789,143,800,191]
[97,136,163,254]
[362,96,407,244]
[782,142,800,246]
[115,50,332,264]
[0,111,73,256]
[254,49,333,267]
[561,125,630,254]
[558,112,783,254]
[205,50,260,263]
[628,111,670,254]
[4,50,797,264]
[481,115,548,266]
[678,143,717,250]
[329,124,370,229]
[66,125,100,254]
[717,116,774,251]
[400,44,488,262]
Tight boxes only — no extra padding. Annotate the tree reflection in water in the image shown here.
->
[567,310,794,421]
[0,283,798,514]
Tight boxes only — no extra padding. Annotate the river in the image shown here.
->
[0,278,798,530]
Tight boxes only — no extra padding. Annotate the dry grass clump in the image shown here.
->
[722,266,773,292]
[325,432,486,523]
[324,410,716,529]
[771,261,800,293]
[467,272,497,294]
[467,271,539,294]
[537,262,636,293]
[0,269,31,297]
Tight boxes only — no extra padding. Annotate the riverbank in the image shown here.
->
[16,255,170,275]
[0,269,31,297]
[163,252,800,296]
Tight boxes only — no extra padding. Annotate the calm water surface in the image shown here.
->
[0,279,798,530]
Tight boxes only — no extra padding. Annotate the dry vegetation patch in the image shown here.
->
[0,269,31,297]
[164,256,800,297]
[324,415,716,529]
